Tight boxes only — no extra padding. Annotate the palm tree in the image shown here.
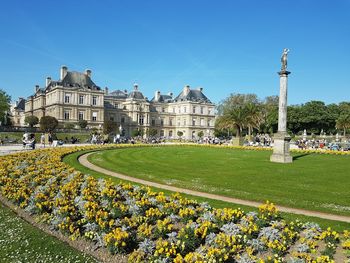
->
[245,102,263,137]
[225,106,247,137]
[336,114,350,136]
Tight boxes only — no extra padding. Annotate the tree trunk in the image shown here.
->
[236,125,240,137]
[248,126,251,137]
[344,128,346,137]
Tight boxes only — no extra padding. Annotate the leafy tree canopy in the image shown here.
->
[0,89,11,124]
[40,116,58,132]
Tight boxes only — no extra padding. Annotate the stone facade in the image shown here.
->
[24,66,216,139]
[10,97,26,126]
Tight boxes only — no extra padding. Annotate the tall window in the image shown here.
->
[173,107,175,113]
[162,107,165,113]
[64,94,70,103]
[200,107,204,114]
[193,106,196,113]
[121,117,125,123]
[64,111,70,120]
[79,95,84,104]
[160,119,164,126]
[192,119,196,126]
[92,96,97,105]
[78,111,84,120]
[169,118,173,126]
[184,106,187,113]
[183,119,186,126]
[92,112,97,121]
[151,119,156,126]
[208,108,212,115]
[139,115,144,125]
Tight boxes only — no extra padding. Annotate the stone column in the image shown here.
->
[270,70,293,163]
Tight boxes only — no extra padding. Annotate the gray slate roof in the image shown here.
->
[61,71,100,89]
[150,94,173,103]
[128,90,145,100]
[15,98,26,111]
[174,89,211,103]
[108,90,128,99]
[46,71,101,91]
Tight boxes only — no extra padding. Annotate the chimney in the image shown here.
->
[34,85,40,93]
[46,77,51,87]
[60,65,68,80]
[168,92,173,98]
[155,90,161,101]
[197,87,203,92]
[124,89,128,93]
[105,87,109,95]
[85,69,92,78]
[134,83,138,90]
[183,85,190,96]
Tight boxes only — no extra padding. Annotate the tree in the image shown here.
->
[103,120,117,134]
[216,93,260,137]
[64,123,75,129]
[147,128,158,137]
[197,131,204,138]
[24,115,39,127]
[336,114,350,136]
[245,102,263,137]
[78,120,88,129]
[261,96,278,134]
[40,116,58,132]
[132,129,143,137]
[177,131,183,138]
[299,101,333,134]
[0,89,11,125]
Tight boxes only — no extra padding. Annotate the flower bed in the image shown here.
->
[0,145,349,263]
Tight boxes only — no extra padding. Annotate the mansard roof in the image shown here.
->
[46,71,101,91]
[14,98,26,111]
[60,71,100,90]
[127,84,147,100]
[150,94,173,103]
[128,90,145,100]
[108,90,128,99]
[174,88,212,103]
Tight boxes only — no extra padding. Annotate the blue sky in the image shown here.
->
[0,0,349,105]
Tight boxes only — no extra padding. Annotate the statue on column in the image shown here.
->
[281,48,290,71]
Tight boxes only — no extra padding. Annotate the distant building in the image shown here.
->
[25,66,216,139]
[10,97,26,126]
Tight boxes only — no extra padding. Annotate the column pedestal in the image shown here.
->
[270,132,293,163]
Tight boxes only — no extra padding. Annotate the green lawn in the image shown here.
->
[87,146,350,216]
[0,203,98,263]
[63,149,350,231]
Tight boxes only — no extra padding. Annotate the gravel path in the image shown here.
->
[79,152,350,223]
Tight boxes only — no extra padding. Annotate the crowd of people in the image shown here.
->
[2,131,348,152]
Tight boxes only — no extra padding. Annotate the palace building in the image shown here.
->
[24,66,216,139]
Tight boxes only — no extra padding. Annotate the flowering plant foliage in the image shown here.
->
[0,144,349,263]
